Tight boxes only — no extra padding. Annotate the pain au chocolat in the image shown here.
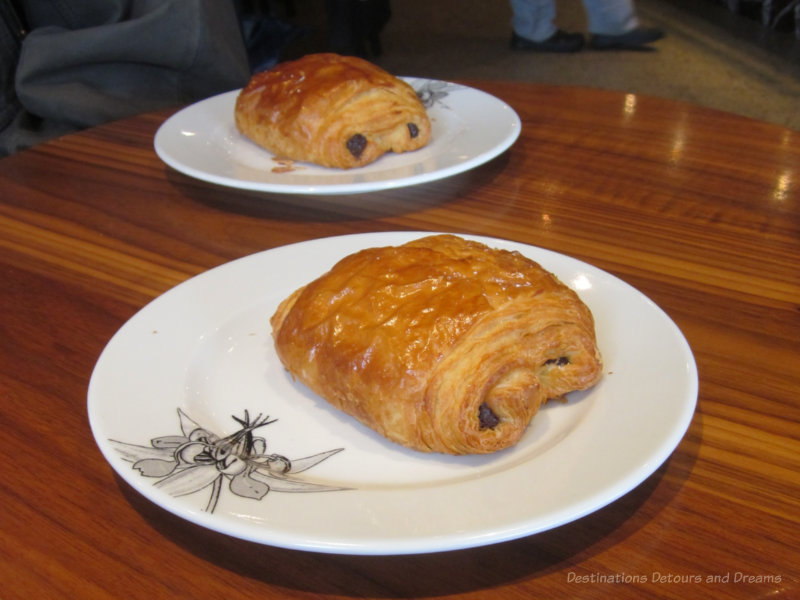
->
[270,235,603,455]
[234,53,431,169]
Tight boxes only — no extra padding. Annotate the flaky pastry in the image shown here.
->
[234,53,431,169]
[270,234,603,455]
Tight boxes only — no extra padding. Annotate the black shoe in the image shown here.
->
[589,27,664,51]
[510,30,585,53]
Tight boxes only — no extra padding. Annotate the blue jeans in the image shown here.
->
[510,0,639,41]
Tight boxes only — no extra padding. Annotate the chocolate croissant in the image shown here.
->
[234,53,431,169]
[270,235,603,455]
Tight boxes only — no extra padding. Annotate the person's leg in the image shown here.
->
[509,0,557,41]
[326,0,360,55]
[509,0,584,52]
[582,0,663,49]
[581,0,638,35]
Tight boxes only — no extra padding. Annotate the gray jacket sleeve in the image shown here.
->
[2,0,250,155]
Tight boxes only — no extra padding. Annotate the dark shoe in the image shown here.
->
[510,30,585,53]
[589,27,664,51]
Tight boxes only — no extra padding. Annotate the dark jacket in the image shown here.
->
[0,0,250,156]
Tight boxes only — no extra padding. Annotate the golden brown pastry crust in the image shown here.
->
[234,53,431,169]
[270,234,603,455]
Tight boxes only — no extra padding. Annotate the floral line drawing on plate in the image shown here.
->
[414,80,456,109]
[109,409,349,513]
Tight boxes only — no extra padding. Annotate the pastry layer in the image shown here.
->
[271,234,603,454]
[235,53,431,169]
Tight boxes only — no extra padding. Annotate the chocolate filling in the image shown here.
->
[407,123,419,138]
[543,356,570,367]
[346,134,367,158]
[478,402,500,430]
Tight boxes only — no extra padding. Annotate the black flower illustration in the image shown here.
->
[110,409,348,513]
[415,80,454,109]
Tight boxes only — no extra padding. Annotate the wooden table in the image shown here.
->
[1,81,797,599]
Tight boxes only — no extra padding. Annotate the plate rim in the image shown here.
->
[88,231,698,555]
[153,79,522,195]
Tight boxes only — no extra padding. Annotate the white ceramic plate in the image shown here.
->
[153,79,521,195]
[88,232,697,555]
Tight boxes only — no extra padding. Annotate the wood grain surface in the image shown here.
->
[0,81,797,599]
